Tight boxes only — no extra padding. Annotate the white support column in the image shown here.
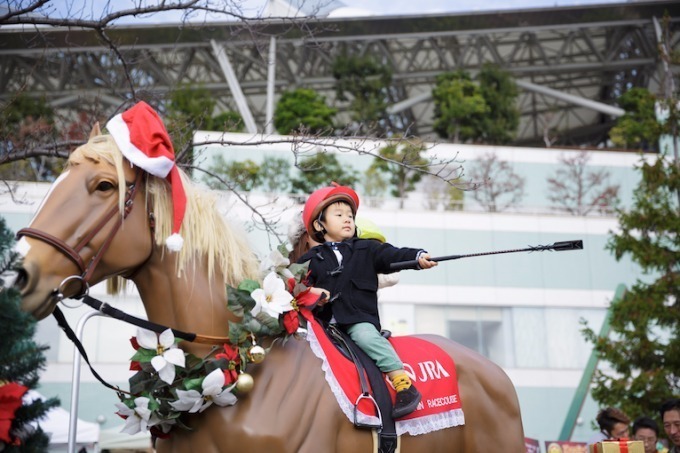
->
[516,80,625,117]
[386,81,626,118]
[265,36,277,135]
[210,39,258,134]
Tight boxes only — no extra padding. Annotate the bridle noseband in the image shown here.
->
[16,171,144,297]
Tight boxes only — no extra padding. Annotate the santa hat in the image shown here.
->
[106,101,186,251]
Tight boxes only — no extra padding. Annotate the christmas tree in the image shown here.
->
[0,217,58,451]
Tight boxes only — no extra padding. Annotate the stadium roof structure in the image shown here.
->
[0,1,678,146]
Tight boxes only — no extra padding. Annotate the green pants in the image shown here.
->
[347,322,403,373]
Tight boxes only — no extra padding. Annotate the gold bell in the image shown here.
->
[248,345,266,364]
[236,372,254,393]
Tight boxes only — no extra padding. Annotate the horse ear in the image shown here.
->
[89,122,102,139]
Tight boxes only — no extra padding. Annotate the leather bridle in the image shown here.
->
[16,171,144,297]
[15,169,232,346]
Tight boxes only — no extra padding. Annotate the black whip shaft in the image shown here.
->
[389,240,583,272]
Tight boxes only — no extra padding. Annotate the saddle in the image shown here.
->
[299,310,465,440]
[325,324,398,453]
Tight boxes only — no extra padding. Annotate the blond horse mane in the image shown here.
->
[68,134,259,294]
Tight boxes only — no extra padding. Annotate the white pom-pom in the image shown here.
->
[165,233,184,251]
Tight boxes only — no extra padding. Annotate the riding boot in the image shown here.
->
[392,385,422,419]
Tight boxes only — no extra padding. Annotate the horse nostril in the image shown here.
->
[14,268,28,290]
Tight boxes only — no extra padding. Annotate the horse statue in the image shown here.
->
[14,123,526,452]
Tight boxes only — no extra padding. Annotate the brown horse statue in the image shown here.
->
[14,130,525,452]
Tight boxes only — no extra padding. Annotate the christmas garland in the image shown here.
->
[115,246,318,437]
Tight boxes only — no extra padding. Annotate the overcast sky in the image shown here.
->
[307,0,633,16]
[46,0,648,24]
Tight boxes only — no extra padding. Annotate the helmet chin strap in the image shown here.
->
[313,218,327,241]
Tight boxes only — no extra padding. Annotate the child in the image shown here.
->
[297,183,437,419]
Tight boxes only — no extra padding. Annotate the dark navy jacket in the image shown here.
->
[298,238,422,330]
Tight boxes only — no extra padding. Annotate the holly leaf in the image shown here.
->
[129,370,159,395]
[130,348,156,363]
[238,279,260,294]
[183,377,204,392]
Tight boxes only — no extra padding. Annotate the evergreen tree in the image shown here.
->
[273,88,336,135]
[0,217,58,451]
[332,54,394,135]
[476,65,520,145]
[290,154,359,197]
[432,71,488,143]
[609,87,662,151]
[582,154,680,419]
[368,141,428,209]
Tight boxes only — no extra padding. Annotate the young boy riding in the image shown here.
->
[297,183,438,419]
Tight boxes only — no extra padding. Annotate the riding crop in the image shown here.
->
[389,239,584,272]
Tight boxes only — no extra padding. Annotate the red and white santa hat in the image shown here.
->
[106,101,186,251]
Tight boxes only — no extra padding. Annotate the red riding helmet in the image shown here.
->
[302,183,360,241]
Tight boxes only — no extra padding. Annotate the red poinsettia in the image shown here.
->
[282,277,319,334]
[0,382,29,444]
[129,336,141,370]
[215,344,240,384]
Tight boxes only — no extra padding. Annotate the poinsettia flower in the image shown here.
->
[115,397,154,435]
[136,328,186,385]
[282,280,320,334]
[169,369,237,413]
[259,248,290,275]
[250,272,294,318]
[215,344,240,384]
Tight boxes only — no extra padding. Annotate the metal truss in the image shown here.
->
[1,1,678,145]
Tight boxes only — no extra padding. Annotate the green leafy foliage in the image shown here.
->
[166,86,242,161]
[476,65,520,145]
[260,157,292,194]
[332,54,393,133]
[432,71,488,143]
[290,153,359,196]
[583,155,680,420]
[609,88,663,151]
[368,141,428,209]
[0,217,58,451]
[432,67,519,144]
[274,88,336,135]
[206,156,261,191]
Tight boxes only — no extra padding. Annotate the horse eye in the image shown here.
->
[96,181,115,192]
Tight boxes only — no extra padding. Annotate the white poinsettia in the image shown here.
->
[136,328,186,385]
[259,248,290,275]
[250,272,294,318]
[115,396,155,435]
[169,368,237,413]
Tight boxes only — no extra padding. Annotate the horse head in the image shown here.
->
[14,132,155,319]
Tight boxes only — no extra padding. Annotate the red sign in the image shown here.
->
[525,437,540,453]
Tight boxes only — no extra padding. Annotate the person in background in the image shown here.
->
[633,416,668,453]
[586,407,631,445]
[661,399,680,453]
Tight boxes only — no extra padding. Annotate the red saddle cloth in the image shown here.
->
[301,311,465,436]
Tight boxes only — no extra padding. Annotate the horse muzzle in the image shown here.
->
[14,260,87,320]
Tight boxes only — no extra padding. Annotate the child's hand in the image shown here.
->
[309,287,331,306]
[418,253,438,269]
